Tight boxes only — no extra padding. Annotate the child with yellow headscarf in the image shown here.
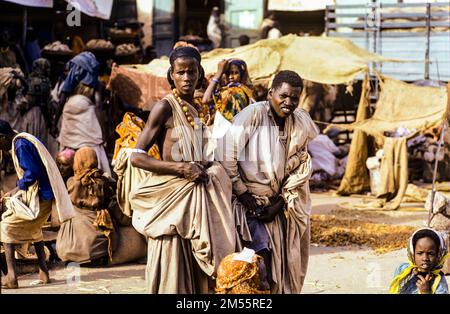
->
[202,58,254,123]
[390,227,449,294]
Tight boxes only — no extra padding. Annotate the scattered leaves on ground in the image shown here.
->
[311,214,415,254]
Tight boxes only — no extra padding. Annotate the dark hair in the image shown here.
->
[412,229,440,252]
[166,46,204,89]
[0,119,15,137]
[227,59,248,80]
[271,70,303,91]
[238,34,250,46]
[265,11,276,19]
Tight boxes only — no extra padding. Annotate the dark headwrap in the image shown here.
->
[167,46,204,89]
[73,147,103,187]
[62,51,99,95]
[229,59,246,79]
[30,58,50,78]
[169,46,201,66]
[228,58,253,87]
[27,58,51,98]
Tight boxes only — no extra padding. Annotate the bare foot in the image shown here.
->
[1,275,19,289]
[39,270,51,284]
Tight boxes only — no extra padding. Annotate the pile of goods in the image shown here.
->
[109,27,134,36]
[42,41,71,53]
[115,43,138,56]
[311,214,415,254]
[86,39,114,49]
[109,27,137,44]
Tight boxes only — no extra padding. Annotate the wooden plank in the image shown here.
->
[381,22,427,28]
[380,2,450,9]
[329,23,449,30]
[328,22,365,29]
[381,13,428,19]
[326,13,366,19]
[331,2,449,10]
[329,31,449,38]
[327,38,449,81]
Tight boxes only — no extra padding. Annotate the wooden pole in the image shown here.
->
[447,82,450,126]
[427,83,449,227]
[424,3,431,80]
[22,7,27,47]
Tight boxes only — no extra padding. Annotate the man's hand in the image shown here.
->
[50,124,59,138]
[181,162,208,183]
[257,196,285,223]
[416,273,432,294]
[237,191,258,212]
[2,186,19,198]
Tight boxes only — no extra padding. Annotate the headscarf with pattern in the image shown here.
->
[227,58,253,88]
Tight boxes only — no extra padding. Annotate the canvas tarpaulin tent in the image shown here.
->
[65,0,113,20]
[268,0,334,12]
[3,0,53,7]
[4,0,113,19]
[332,76,448,138]
[330,75,448,210]
[108,34,403,109]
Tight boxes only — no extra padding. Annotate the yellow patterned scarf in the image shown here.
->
[214,84,253,122]
[113,112,160,161]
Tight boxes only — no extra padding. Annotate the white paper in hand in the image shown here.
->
[233,247,256,263]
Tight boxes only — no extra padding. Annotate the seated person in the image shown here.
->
[56,147,117,265]
[55,148,75,185]
[56,147,146,266]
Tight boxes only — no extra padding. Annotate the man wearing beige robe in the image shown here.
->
[221,70,318,293]
[129,46,236,294]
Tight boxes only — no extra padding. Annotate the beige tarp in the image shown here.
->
[333,76,448,137]
[144,35,400,84]
[331,76,448,208]
[108,34,404,109]
[335,73,371,195]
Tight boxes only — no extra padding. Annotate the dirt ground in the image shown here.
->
[1,191,449,294]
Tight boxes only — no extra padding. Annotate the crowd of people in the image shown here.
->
[0,28,449,294]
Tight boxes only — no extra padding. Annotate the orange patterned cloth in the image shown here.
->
[215,253,270,294]
[112,112,160,161]
[214,84,253,122]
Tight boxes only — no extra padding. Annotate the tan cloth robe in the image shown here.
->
[221,101,318,293]
[129,94,236,294]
